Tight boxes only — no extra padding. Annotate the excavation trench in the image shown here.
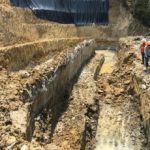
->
[94,50,149,150]
[9,40,149,150]
[25,46,119,149]
[0,39,97,149]
[20,40,96,141]
[46,48,148,150]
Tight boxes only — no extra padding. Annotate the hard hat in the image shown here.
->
[141,38,146,43]
[147,41,150,45]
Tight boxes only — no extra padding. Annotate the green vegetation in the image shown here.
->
[134,0,150,26]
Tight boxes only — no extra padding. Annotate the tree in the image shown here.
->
[134,0,150,26]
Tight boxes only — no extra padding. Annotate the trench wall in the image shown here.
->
[24,40,96,140]
[0,38,81,71]
[119,38,150,147]
[133,76,150,146]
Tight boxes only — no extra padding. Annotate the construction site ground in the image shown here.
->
[0,1,150,150]
[0,36,150,150]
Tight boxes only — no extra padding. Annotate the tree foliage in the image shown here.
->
[134,0,150,26]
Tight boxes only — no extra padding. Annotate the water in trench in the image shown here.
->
[94,50,147,150]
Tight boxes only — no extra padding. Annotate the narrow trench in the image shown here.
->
[32,46,148,150]
[83,50,148,150]
[81,49,117,150]
[64,49,148,150]
[49,50,104,149]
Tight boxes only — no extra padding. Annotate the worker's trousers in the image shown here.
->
[145,56,150,68]
[141,52,145,64]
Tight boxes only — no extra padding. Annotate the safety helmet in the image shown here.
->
[147,41,150,45]
[141,38,146,43]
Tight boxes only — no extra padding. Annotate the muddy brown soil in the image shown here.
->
[1,38,150,150]
[0,40,86,149]
[26,50,104,150]
[95,51,148,150]
[0,1,150,149]
[24,44,150,150]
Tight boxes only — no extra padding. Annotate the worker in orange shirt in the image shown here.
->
[140,39,147,64]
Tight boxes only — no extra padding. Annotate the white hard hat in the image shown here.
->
[147,41,150,45]
[141,38,146,43]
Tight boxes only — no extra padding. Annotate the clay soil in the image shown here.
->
[21,40,150,150]
[0,39,82,149]
[95,51,147,150]
[0,2,150,149]
[1,38,150,150]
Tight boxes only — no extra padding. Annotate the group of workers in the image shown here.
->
[140,39,150,71]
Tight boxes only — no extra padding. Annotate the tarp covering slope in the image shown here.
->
[10,0,109,25]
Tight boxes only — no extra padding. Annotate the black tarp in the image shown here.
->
[10,0,109,25]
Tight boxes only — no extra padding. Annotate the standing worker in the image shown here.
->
[144,41,150,71]
[140,38,147,64]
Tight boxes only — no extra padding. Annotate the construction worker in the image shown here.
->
[144,41,150,71]
[140,38,147,64]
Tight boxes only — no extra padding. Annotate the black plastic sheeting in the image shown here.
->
[10,0,109,25]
